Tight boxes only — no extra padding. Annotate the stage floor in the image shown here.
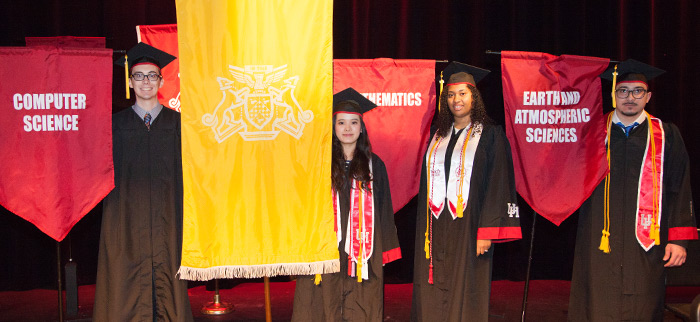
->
[0,280,695,321]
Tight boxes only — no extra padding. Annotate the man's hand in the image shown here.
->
[476,239,492,257]
[663,243,687,267]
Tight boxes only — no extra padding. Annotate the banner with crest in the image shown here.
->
[175,0,336,279]
[137,24,181,112]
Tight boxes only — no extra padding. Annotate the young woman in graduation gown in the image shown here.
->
[411,63,522,322]
[292,89,401,322]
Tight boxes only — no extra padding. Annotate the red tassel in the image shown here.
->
[348,259,353,276]
[428,264,434,284]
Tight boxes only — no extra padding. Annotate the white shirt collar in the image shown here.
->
[612,110,647,127]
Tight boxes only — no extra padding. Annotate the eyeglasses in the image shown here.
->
[615,88,648,99]
[131,72,162,82]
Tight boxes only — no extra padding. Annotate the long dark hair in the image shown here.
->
[331,114,373,192]
[435,84,491,138]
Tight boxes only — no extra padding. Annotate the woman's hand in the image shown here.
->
[476,239,492,256]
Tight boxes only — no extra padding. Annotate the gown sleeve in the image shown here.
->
[663,123,698,247]
[373,154,402,264]
[475,125,522,242]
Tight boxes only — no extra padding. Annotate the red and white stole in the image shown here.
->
[426,124,482,220]
[332,162,374,281]
[635,114,664,250]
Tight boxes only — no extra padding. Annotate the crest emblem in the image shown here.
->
[640,213,652,229]
[202,64,314,142]
[507,203,520,218]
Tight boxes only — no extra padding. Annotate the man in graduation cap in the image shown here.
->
[94,42,193,322]
[291,88,401,321]
[568,59,697,321]
[411,62,522,322]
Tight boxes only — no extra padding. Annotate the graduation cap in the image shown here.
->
[333,87,378,116]
[436,61,490,113]
[600,59,665,108]
[600,59,665,85]
[115,43,177,99]
[115,42,176,71]
[442,61,491,87]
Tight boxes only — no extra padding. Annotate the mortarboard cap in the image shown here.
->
[600,59,665,85]
[115,42,176,71]
[442,61,491,87]
[333,87,378,116]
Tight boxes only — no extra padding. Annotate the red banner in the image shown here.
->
[137,24,181,112]
[501,51,609,225]
[334,59,436,213]
[0,47,114,241]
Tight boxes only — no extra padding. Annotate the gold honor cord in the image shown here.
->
[455,126,473,219]
[646,112,661,245]
[357,182,364,283]
[425,137,442,258]
[124,55,130,100]
[600,113,613,253]
[600,63,618,253]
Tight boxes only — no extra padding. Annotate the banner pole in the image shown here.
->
[65,233,78,318]
[201,279,233,315]
[521,210,537,322]
[264,276,272,322]
[56,241,64,322]
[485,50,620,63]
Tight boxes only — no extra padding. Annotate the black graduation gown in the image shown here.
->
[411,124,521,322]
[568,119,697,322]
[93,107,193,322]
[292,154,401,322]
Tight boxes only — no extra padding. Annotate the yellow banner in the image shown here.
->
[175,0,336,279]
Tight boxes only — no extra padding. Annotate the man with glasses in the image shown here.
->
[94,43,193,321]
[568,59,697,321]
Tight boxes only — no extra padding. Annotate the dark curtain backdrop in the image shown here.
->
[1,0,698,291]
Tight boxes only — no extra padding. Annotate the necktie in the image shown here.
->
[144,113,152,130]
[616,122,638,137]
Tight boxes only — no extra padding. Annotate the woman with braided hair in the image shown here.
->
[411,62,521,321]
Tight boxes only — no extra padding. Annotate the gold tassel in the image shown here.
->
[357,261,363,282]
[314,274,322,285]
[456,195,464,218]
[438,71,444,113]
[599,113,612,254]
[424,231,431,259]
[599,230,611,253]
[124,54,130,100]
[611,64,617,109]
[650,219,660,245]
